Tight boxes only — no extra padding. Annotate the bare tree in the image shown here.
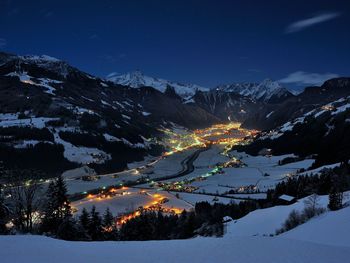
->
[6,169,43,233]
[303,193,323,219]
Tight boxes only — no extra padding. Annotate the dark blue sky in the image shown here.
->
[0,0,349,88]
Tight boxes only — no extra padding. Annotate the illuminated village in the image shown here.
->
[71,122,260,226]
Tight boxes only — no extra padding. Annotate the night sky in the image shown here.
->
[0,0,349,89]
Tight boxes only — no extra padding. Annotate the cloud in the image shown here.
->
[0,38,7,48]
[285,12,340,33]
[106,72,120,79]
[279,71,339,86]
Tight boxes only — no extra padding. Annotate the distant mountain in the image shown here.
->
[192,90,263,122]
[107,70,209,98]
[215,79,294,103]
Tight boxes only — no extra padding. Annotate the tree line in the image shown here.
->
[1,162,349,240]
[0,170,258,241]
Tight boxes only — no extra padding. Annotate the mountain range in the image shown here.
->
[107,70,209,98]
[0,51,349,175]
[107,70,294,103]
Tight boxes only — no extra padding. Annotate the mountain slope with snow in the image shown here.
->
[107,70,209,97]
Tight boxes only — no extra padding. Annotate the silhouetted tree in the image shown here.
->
[79,207,90,231]
[41,175,71,234]
[87,206,103,240]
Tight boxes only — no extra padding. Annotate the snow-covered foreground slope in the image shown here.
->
[283,205,350,247]
[2,197,350,263]
[227,192,349,238]
[0,234,349,263]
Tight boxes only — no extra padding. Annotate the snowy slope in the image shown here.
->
[260,96,350,140]
[1,193,350,263]
[107,70,209,97]
[1,229,349,263]
[216,79,292,102]
[227,194,331,237]
[282,205,350,247]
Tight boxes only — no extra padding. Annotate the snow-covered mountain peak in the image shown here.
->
[20,54,61,63]
[107,70,209,97]
[216,79,293,102]
[0,52,81,79]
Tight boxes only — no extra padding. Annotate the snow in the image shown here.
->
[122,114,131,120]
[5,72,62,94]
[226,193,267,199]
[53,132,111,164]
[0,112,18,121]
[0,117,58,128]
[21,54,60,62]
[332,102,350,115]
[101,100,111,106]
[103,133,119,142]
[74,107,99,116]
[216,79,291,102]
[261,116,306,140]
[265,111,274,118]
[279,194,295,202]
[37,78,62,95]
[282,205,350,247]
[62,166,96,179]
[174,192,235,205]
[13,140,53,148]
[189,152,314,195]
[193,145,229,167]
[1,229,350,263]
[73,188,192,216]
[107,70,209,97]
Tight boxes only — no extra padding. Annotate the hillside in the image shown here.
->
[236,94,350,168]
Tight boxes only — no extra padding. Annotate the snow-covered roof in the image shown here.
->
[223,216,233,222]
[279,194,295,202]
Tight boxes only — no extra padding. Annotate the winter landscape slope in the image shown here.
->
[1,199,349,263]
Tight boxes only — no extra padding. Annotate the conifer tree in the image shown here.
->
[79,207,90,230]
[41,176,71,234]
[102,207,114,229]
[88,206,103,240]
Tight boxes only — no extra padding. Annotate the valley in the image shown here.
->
[68,122,314,225]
